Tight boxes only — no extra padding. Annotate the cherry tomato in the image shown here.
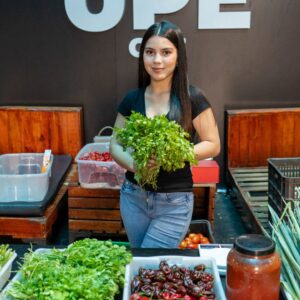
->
[179,240,187,249]
[184,237,192,244]
[200,237,210,244]
[191,235,201,244]
[188,233,197,239]
[186,243,198,249]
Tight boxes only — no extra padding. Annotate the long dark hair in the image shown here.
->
[138,20,192,133]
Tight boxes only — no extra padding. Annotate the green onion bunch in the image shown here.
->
[266,202,300,300]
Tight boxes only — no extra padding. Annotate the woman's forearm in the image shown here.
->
[110,138,136,172]
[194,140,220,161]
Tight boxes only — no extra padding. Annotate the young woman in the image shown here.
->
[110,20,220,248]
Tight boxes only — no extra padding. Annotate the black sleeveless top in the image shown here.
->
[117,85,210,192]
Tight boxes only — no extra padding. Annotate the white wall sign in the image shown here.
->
[64,0,251,56]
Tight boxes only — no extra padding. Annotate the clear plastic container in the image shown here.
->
[226,234,281,300]
[75,143,125,189]
[0,153,53,202]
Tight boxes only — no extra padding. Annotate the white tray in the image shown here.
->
[199,244,232,275]
[0,252,17,291]
[122,255,226,300]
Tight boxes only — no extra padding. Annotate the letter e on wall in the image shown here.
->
[198,0,251,29]
[133,0,189,30]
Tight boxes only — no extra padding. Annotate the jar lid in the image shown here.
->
[234,234,275,256]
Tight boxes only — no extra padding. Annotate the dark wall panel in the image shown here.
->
[1,0,300,183]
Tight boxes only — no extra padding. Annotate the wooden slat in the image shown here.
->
[68,187,120,198]
[239,182,268,187]
[242,186,268,192]
[235,174,268,182]
[231,168,268,174]
[68,197,120,209]
[248,196,268,201]
[69,209,120,220]
[69,219,123,232]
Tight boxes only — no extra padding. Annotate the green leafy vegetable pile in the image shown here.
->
[115,111,197,189]
[0,244,14,268]
[4,239,132,300]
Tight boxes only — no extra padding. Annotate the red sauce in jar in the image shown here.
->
[226,234,281,300]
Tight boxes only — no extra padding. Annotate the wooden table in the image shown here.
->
[66,164,216,242]
[0,184,68,244]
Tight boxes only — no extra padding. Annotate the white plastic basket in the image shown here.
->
[122,256,226,300]
[93,126,113,143]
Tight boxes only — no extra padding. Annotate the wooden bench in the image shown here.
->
[0,106,84,244]
[66,164,217,243]
[226,107,300,233]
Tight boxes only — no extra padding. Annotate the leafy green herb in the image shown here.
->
[4,239,132,300]
[0,244,14,269]
[115,112,197,189]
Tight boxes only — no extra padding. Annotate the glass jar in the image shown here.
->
[226,234,281,300]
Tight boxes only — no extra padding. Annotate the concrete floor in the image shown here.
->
[213,191,248,244]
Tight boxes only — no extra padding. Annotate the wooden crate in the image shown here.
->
[193,184,216,229]
[66,165,125,242]
[67,164,216,242]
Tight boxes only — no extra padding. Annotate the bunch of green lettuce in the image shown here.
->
[115,112,197,189]
[4,239,132,300]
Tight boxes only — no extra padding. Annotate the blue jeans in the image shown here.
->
[120,179,194,248]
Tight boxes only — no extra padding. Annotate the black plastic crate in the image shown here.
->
[268,157,300,216]
[188,219,216,243]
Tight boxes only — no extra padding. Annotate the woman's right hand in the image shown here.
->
[147,155,157,169]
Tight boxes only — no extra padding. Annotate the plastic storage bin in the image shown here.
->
[0,251,17,291]
[268,157,300,216]
[75,143,125,189]
[188,219,216,243]
[122,256,226,300]
[0,153,53,202]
